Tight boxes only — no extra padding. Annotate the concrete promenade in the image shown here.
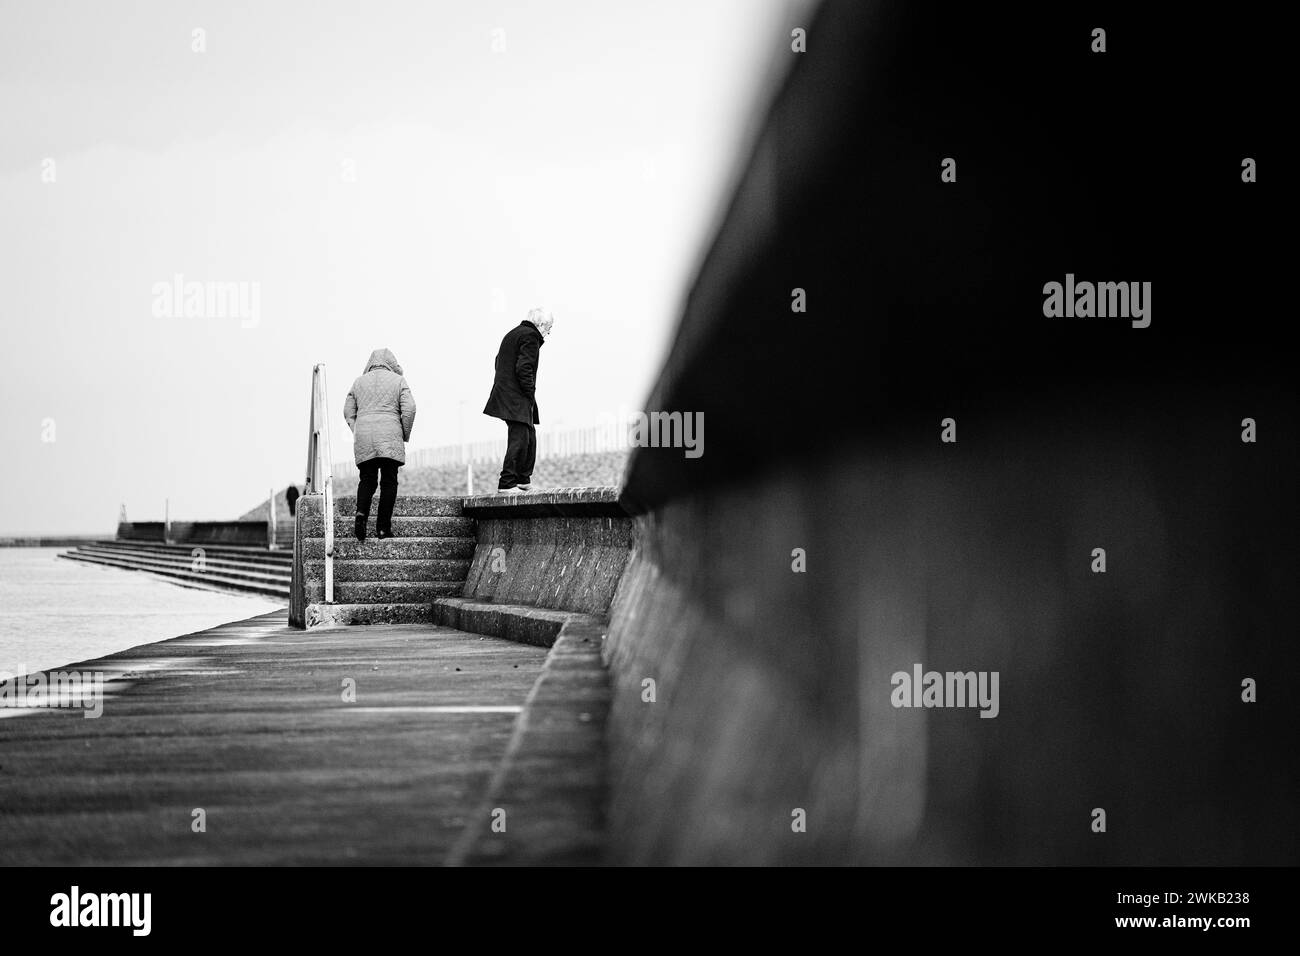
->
[0,610,548,865]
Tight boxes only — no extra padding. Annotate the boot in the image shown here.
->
[376,501,395,539]
[354,513,368,542]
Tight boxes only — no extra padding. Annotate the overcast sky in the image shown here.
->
[0,0,799,533]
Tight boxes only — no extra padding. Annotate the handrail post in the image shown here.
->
[317,365,335,605]
[267,486,276,550]
[293,363,337,625]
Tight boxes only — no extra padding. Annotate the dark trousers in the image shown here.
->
[499,420,537,489]
[356,457,400,533]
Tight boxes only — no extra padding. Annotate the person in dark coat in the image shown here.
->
[285,484,300,517]
[483,309,553,493]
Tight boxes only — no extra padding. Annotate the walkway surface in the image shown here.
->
[0,610,547,865]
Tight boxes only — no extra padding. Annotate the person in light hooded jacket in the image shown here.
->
[344,348,416,542]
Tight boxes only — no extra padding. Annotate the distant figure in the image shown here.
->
[344,348,416,542]
[483,309,553,494]
[285,484,300,517]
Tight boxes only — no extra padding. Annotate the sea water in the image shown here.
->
[0,548,283,677]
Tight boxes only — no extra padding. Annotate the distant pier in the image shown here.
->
[0,536,105,548]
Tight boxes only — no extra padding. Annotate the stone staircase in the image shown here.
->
[298,495,475,628]
[59,540,293,598]
[270,518,296,546]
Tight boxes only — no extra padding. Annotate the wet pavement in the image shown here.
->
[0,609,547,865]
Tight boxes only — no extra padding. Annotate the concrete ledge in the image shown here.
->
[305,602,433,628]
[461,487,627,519]
[433,597,605,649]
[449,619,610,865]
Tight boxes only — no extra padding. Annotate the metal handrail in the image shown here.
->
[304,363,335,604]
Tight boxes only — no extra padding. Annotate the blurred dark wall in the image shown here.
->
[606,1,1295,864]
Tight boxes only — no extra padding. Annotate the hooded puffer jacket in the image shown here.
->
[343,348,416,465]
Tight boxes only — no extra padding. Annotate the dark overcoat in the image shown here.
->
[483,321,543,424]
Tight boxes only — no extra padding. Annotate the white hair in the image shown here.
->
[527,307,554,337]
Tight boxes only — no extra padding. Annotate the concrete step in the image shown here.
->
[432,597,606,648]
[461,487,626,518]
[77,544,293,581]
[301,495,465,517]
[304,602,434,628]
[91,540,293,566]
[301,558,470,582]
[304,580,461,603]
[59,551,289,598]
[301,537,475,561]
[298,514,475,538]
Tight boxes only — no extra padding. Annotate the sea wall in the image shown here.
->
[604,426,1296,865]
[116,520,270,546]
[598,0,1296,866]
[0,536,103,547]
[458,490,633,615]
